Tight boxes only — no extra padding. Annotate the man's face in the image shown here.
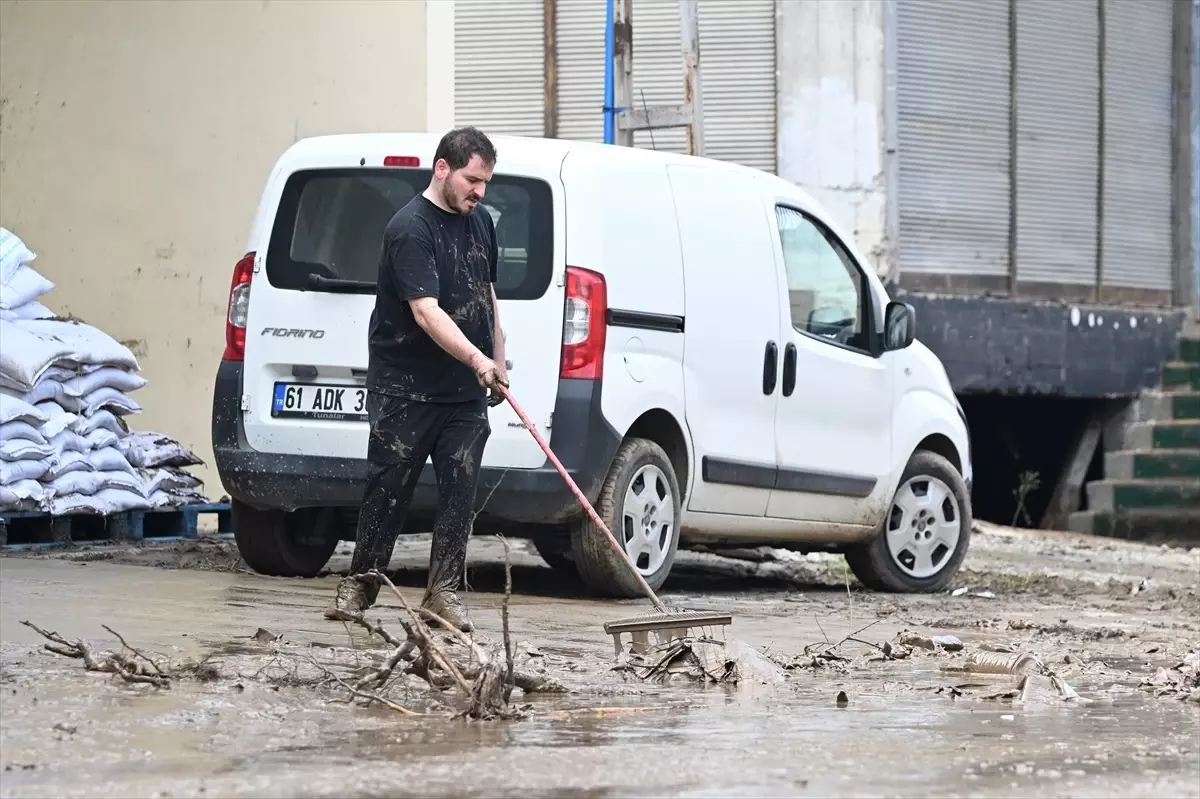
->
[439,154,493,215]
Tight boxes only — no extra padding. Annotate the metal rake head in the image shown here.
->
[603,610,733,656]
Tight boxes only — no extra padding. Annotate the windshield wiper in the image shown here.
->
[306,274,376,294]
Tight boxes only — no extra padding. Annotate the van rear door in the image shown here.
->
[240,161,565,470]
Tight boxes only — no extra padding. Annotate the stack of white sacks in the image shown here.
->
[0,227,209,515]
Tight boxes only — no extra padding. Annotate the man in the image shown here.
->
[326,126,508,632]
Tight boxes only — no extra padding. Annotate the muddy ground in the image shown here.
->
[1,523,1197,798]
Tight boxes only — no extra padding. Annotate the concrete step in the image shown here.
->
[1162,361,1200,390]
[1179,337,1200,365]
[1086,479,1200,512]
[1113,420,1200,451]
[1128,391,1200,423]
[1067,509,1200,546]
[1105,449,1200,480]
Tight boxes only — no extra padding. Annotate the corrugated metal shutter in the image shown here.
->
[454,0,545,137]
[555,0,776,172]
[1015,0,1100,287]
[556,0,605,143]
[896,0,1011,278]
[1101,0,1174,292]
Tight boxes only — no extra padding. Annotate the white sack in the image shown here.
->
[79,386,142,416]
[84,428,119,450]
[46,493,106,516]
[0,264,54,310]
[140,467,203,496]
[0,478,45,510]
[46,470,105,497]
[118,433,203,469]
[0,301,54,322]
[148,489,206,508]
[0,438,54,461]
[63,366,147,397]
[91,487,151,513]
[0,393,48,426]
[43,450,93,481]
[72,409,126,438]
[0,457,51,485]
[0,420,48,444]
[38,408,78,439]
[0,320,77,391]
[88,445,137,476]
[100,470,145,495]
[0,227,36,284]
[49,429,89,456]
[21,379,80,411]
[18,319,140,371]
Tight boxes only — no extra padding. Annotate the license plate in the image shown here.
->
[271,382,367,421]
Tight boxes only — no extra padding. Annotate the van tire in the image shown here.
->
[570,438,681,598]
[844,450,971,593]
[232,501,340,578]
[532,538,578,575]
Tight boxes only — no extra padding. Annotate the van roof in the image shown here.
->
[278,131,767,178]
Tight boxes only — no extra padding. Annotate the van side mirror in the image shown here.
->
[884,301,916,350]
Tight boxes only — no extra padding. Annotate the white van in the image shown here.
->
[213,132,974,595]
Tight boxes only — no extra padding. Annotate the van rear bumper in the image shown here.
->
[211,360,621,531]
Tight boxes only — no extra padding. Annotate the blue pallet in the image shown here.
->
[0,502,232,548]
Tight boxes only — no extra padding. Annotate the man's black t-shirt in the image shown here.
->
[366,194,497,403]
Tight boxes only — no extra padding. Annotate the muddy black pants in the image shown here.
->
[350,392,490,601]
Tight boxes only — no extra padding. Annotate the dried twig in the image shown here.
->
[368,570,473,697]
[21,620,170,688]
[102,623,166,676]
[499,534,516,703]
[305,655,425,716]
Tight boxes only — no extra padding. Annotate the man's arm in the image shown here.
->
[409,297,501,384]
[490,285,506,379]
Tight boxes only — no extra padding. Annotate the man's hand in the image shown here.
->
[487,361,510,406]
[469,352,508,392]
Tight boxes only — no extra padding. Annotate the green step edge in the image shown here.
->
[1178,337,1200,365]
[1161,362,1200,390]
[1068,509,1200,546]
[1150,422,1200,449]
[1173,393,1200,420]
[1104,481,1200,511]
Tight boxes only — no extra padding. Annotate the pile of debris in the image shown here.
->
[0,227,207,514]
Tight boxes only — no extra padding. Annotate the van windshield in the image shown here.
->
[265,168,554,300]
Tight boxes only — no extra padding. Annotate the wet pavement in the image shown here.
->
[1,525,1198,798]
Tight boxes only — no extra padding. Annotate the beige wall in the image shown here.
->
[0,0,428,492]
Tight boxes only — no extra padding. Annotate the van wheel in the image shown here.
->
[570,438,681,598]
[232,501,340,578]
[532,537,578,575]
[845,450,971,593]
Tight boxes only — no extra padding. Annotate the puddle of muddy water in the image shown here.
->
[2,541,1199,798]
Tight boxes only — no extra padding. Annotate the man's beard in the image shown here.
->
[440,182,477,215]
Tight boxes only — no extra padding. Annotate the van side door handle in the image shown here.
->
[782,343,797,397]
[762,341,778,395]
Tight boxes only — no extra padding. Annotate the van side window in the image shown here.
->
[269,169,554,301]
[774,205,869,352]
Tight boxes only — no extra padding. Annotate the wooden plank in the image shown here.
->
[617,105,693,131]
[1040,411,1106,530]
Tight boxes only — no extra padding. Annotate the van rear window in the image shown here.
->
[265,168,554,300]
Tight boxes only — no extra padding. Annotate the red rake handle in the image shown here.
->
[497,384,667,613]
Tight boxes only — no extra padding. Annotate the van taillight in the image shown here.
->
[222,252,255,361]
[384,155,421,167]
[560,267,607,380]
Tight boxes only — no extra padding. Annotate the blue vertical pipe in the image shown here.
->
[603,0,615,144]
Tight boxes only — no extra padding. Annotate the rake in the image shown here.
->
[497,384,733,657]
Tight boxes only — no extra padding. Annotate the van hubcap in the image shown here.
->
[886,475,961,579]
[621,464,675,575]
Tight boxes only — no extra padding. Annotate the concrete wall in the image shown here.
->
[776,0,891,280]
[0,0,428,490]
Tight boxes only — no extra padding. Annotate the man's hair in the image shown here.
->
[433,126,497,171]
